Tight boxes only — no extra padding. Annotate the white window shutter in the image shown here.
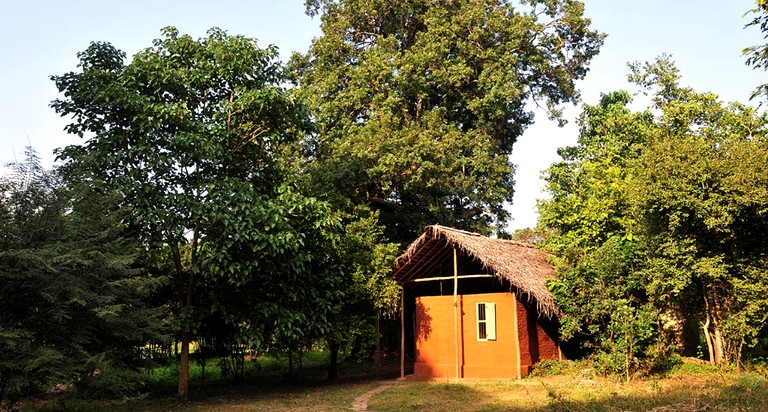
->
[486,302,496,341]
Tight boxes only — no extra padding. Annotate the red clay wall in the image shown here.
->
[517,299,560,375]
[414,292,561,379]
[414,295,456,378]
[414,293,521,379]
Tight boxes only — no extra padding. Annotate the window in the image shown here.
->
[476,302,496,341]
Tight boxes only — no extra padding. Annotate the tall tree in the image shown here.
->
[0,149,166,407]
[627,58,768,365]
[538,90,659,377]
[744,0,768,101]
[51,27,327,399]
[293,0,604,242]
[540,57,768,370]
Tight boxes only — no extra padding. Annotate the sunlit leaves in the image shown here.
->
[540,56,768,368]
[295,0,604,240]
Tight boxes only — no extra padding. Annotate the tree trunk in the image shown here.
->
[171,239,196,400]
[179,329,190,400]
[713,326,724,365]
[702,316,715,365]
[702,286,724,366]
[328,340,340,381]
[374,312,383,367]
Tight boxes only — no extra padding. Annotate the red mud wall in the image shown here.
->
[517,299,560,375]
[414,293,520,379]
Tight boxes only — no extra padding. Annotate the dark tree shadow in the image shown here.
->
[415,300,433,345]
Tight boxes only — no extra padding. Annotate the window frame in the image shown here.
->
[476,302,497,341]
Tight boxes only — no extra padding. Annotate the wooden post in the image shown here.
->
[512,292,522,380]
[400,287,405,379]
[453,248,460,382]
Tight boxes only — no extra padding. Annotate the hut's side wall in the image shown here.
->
[518,299,560,375]
[414,293,521,379]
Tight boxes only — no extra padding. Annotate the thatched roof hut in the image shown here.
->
[392,225,557,318]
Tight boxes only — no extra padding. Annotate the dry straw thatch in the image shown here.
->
[393,225,557,318]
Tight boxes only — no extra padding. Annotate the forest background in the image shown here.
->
[2,0,768,408]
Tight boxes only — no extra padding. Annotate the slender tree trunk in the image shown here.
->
[702,316,715,365]
[713,327,724,365]
[171,238,196,401]
[374,312,382,367]
[702,286,725,366]
[328,340,340,381]
[179,329,190,399]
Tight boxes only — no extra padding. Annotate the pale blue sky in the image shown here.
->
[0,1,764,230]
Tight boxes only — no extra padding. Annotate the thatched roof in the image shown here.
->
[392,225,557,318]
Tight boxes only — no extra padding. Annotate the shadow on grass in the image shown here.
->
[19,355,405,412]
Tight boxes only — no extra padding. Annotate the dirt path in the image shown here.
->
[350,380,398,411]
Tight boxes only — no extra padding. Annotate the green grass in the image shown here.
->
[24,381,382,412]
[368,370,768,412]
[18,351,400,412]
[20,356,768,412]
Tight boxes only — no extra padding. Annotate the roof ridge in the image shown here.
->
[428,224,537,249]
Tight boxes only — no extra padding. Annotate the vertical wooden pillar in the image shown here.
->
[453,248,460,382]
[400,287,405,379]
[512,292,522,379]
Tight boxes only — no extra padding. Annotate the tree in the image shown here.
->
[0,149,167,407]
[293,0,604,242]
[627,59,768,364]
[50,27,330,399]
[540,56,768,370]
[538,90,660,377]
[539,90,654,257]
[324,208,400,379]
[744,0,768,101]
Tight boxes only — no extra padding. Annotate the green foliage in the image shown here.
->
[670,358,720,375]
[539,89,660,378]
[744,1,768,101]
[76,368,150,399]
[0,149,168,406]
[338,208,401,318]
[50,27,344,397]
[529,359,581,377]
[294,0,604,242]
[540,55,768,372]
[539,89,654,257]
[626,58,768,365]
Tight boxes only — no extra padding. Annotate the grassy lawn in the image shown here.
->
[370,370,768,412]
[19,356,768,412]
[25,380,381,412]
[20,351,398,412]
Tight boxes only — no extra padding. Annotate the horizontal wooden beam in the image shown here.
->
[407,274,493,283]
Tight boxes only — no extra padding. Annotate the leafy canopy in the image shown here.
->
[294,0,604,241]
[540,56,768,370]
[50,27,343,397]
